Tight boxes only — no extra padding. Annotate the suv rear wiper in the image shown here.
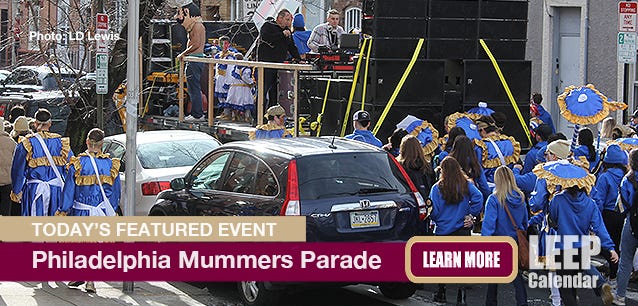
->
[357,187,398,194]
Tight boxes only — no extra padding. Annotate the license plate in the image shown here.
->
[350,210,380,228]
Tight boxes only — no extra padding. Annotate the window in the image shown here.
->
[104,142,125,160]
[191,152,231,190]
[255,162,278,196]
[345,7,362,33]
[221,152,258,194]
[136,139,218,169]
[296,152,409,200]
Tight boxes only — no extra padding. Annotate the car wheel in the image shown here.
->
[378,282,417,299]
[237,281,281,306]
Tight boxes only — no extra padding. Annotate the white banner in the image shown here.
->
[252,0,301,31]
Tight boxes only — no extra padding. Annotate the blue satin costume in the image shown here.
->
[251,123,292,140]
[10,131,73,216]
[58,152,121,216]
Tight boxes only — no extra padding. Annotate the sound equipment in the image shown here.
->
[360,58,445,106]
[463,59,532,148]
[363,0,428,18]
[371,38,427,60]
[300,77,352,136]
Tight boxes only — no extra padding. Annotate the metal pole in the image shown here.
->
[123,0,139,293]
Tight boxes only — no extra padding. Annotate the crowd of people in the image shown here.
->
[0,106,120,293]
[340,96,638,306]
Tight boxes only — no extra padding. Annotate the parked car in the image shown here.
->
[103,130,221,216]
[0,65,79,94]
[0,69,11,82]
[0,91,73,134]
[150,137,427,305]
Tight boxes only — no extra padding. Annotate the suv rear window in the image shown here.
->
[296,152,410,200]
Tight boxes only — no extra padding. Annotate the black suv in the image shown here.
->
[150,137,427,305]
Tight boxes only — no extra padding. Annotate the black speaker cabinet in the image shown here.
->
[301,78,352,137]
[374,17,427,38]
[371,38,427,59]
[365,0,428,18]
[463,59,531,148]
[363,58,445,106]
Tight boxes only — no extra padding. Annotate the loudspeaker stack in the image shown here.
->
[356,0,530,146]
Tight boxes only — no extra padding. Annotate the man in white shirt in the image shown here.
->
[307,9,345,52]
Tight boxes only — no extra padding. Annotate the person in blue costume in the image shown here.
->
[592,144,627,284]
[57,128,120,294]
[523,124,552,174]
[344,110,382,147]
[572,128,600,172]
[57,128,121,217]
[10,109,73,216]
[527,139,572,306]
[613,149,638,305]
[382,128,407,157]
[214,36,237,120]
[514,133,568,196]
[249,105,291,140]
[482,166,528,306]
[531,92,555,133]
[449,135,491,202]
[475,116,521,184]
[548,185,618,306]
[430,156,483,305]
[434,126,465,168]
[226,53,255,122]
[291,13,311,57]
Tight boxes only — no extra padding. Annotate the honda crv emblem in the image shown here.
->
[359,199,371,208]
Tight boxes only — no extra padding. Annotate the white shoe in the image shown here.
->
[184,115,204,122]
[613,294,626,305]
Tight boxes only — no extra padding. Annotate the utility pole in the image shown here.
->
[123,0,139,294]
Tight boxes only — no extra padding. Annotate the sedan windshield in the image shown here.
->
[138,139,218,169]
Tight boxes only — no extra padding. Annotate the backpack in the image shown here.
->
[406,166,433,200]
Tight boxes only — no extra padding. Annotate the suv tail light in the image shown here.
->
[280,160,300,216]
[141,181,171,196]
[390,155,428,220]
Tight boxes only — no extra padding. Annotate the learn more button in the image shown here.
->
[405,236,517,283]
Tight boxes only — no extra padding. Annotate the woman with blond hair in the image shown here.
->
[481,166,528,306]
[430,156,483,305]
[397,135,434,199]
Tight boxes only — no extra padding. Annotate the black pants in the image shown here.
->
[0,184,10,216]
[603,209,624,279]
[556,251,584,306]
[263,68,278,110]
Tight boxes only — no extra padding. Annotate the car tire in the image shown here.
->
[378,282,417,300]
[237,281,281,306]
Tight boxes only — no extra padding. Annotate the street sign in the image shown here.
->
[619,1,638,32]
[96,53,108,94]
[618,32,637,63]
[96,13,109,53]
[96,13,109,94]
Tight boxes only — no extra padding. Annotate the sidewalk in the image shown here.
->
[0,281,214,306]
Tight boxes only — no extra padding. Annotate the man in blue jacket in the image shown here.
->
[523,124,552,174]
[344,110,382,147]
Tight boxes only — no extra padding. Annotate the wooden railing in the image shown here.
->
[179,56,313,133]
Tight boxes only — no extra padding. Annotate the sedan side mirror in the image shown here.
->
[170,177,186,191]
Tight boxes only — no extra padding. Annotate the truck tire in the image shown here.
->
[237,281,282,306]
[378,282,417,299]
